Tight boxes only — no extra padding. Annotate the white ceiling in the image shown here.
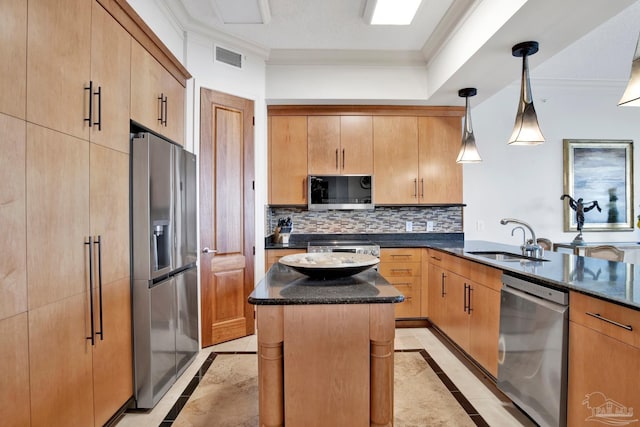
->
[163,0,640,104]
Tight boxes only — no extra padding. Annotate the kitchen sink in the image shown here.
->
[466,251,549,262]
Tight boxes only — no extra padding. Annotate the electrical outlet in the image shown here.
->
[476,220,485,232]
[426,221,434,232]
[405,221,413,232]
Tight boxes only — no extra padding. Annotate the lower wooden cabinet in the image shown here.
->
[0,313,31,427]
[265,249,305,272]
[379,248,422,318]
[427,249,501,377]
[567,292,640,426]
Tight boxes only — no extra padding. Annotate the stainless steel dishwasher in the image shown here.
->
[497,274,569,427]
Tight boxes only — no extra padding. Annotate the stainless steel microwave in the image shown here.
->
[308,175,374,210]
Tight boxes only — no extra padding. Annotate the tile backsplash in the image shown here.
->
[266,206,463,234]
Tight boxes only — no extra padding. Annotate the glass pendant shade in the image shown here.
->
[456,88,482,163]
[619,33,640,106]
[508,41,545,145]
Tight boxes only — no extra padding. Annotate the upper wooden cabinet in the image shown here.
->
[90,2,131,153]
[27,0,92,140]
[0,0,27,119]
[308,116,373,174]
[418,116,463,204]
[373,116,419,204]
[131,40,185,145]
[269,115,308,205]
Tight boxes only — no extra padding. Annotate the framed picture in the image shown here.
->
[563,139,634,231]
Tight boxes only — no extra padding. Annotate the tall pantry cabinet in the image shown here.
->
[0,0,191,426]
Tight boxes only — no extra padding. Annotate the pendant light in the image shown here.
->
[508,41,545,145]
[618,32,640,106]
[456,88,482,163]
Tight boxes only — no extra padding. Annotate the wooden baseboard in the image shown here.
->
[395,318,430,328]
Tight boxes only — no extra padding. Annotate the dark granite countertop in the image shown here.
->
[264,235,640,311]
[265,232,464,250]
[248,263,405,305]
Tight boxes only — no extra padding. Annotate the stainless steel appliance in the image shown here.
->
[307,240,380,258]
[308,175,374,210]
[497,274,569,427]
[131,132,199,409]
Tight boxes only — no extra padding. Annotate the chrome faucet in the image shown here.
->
[500,218,544,258]
[511,226,526,246]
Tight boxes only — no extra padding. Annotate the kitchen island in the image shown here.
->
[248,264,404,427]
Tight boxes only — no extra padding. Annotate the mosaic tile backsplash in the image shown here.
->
[266,206,463,235]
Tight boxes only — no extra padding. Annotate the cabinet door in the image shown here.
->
[418,116,463,204]
[265,249,305,271]
[90,2,131,153]
[467,282,500,377]
[0,313,30,427]
[308,116,340,174]
[29,294,94,427]
[340,116,373,174]
[0,114,27,320]
[428,263,446,327]
[27,0,91,140]
[92,277,133,426]
[0,0,27,119]
[443,272,469,348]
[373,116,419,204]
[131,40,163,133]
[26,124,89,310]
[162,71,186,145]
[269,116,308,204]
[568,322,640,426]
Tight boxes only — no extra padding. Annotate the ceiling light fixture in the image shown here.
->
[618,32,640,106]
[363,0,423,25]
[456,88,482,163]
[508,41,545,146]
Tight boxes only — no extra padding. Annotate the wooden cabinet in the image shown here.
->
[265,249,305,271]
[373,116,419,204]
[269,116,308,205]
[308,116,373,174]
[418,116,463,204]
[90,2,131,153]
[427,249,501,376]
[27,0,92,140]
[0,0,27,119]
[131,40,185,145]
[568,292,640,426]
[379,248,422,318]
[0,313,31,427]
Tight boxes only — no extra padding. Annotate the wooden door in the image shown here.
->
[308,116,340,174]
[418,116,463,203]
[200,88,255,347]
[90,2,131,153]
[568,322,640,426]
[467,282,500,377]
[0,313,30,426]
[26,124,89,310]
[442,272,469,347]
[373,116,419,204]
[27,0,91,140]
[427,262,446,327]
[0,0,27,119]
[269,115,308,204]
[340,116,373,174]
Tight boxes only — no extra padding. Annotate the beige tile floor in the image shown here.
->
[117,328,536,427]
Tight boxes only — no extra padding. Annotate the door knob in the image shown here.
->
[202,247,217,254]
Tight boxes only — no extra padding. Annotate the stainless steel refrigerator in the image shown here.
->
[131,132,199,409]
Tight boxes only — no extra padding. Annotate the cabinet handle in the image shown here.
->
[463,283,468,312]
[394,282,412,286]
[342,149,345,169]
[420,178,424,198]
[413,178,418,198]
[430,255,442,261]
[94,236,104,340]
[163,95,168,126]
[586,312,633,331]
[158,93,164,124]
[94,86,102,130]
[85,237,95,346]
[335,149,339,170]
[84,81,93,128]
[391,254,412,258]
[467,284,473,314]
[441,272,446,297]
[391,268,412,273]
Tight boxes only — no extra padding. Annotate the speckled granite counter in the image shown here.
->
[434,240,640,311]
[248,262,404,305]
